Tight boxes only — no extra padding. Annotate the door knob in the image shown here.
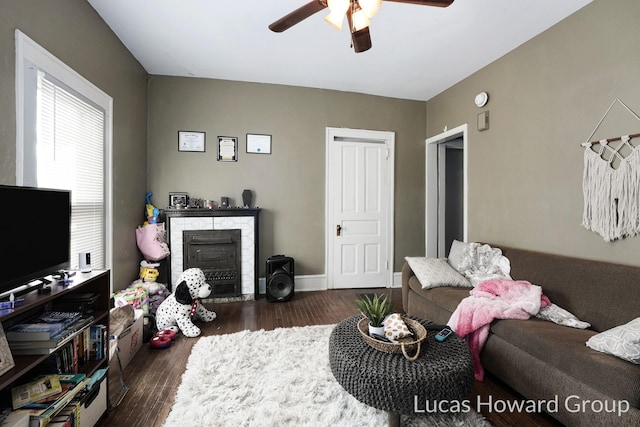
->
[336,224,342,236]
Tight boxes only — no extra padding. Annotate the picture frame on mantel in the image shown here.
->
[246,133,272,154]
[178,131,206,152]
[169,192,188,207]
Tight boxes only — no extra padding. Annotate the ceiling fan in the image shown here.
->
[269,0,454,53]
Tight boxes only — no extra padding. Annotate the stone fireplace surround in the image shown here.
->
[163,208,260,300]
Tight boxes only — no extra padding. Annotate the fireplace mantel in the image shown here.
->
[162,208,261,299]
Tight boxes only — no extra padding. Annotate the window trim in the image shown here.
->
[15,30,113,283]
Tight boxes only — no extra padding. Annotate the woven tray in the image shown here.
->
[357,316,427,361]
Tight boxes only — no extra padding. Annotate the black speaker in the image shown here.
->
[266,255,294,302]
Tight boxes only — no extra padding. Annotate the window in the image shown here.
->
[16,30,113,272]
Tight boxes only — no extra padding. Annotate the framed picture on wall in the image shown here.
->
[217,136,238,162]
[246,133,272,154]
[178,131,206,152]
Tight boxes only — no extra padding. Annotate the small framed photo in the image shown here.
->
[247,133,272,154]
[218,136,238,162]
[178,131,206,152]
[169,192,188,207]
[0,326,15,377]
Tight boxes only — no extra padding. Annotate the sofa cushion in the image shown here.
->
[586,317,640,364]
[404,257,471,289]
[407,274,470,314]
[490,318,640,406]
[447,239,469,272]
[498,245,640,332]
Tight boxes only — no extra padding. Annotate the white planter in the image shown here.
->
[368,324,385,337]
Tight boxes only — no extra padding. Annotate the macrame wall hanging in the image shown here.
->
[581,98,640,242]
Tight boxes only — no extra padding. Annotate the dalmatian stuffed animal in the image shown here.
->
[156,268,217,337]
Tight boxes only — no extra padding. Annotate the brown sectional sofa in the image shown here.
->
[402,244,640,426]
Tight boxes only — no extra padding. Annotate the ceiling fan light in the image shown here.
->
[351,8,370,32]
[324,12,345,31]
[327,0,350,14]
[325,0,350,31]
[359,0,382,18]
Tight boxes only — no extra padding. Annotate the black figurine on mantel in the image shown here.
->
[242,189,252,208]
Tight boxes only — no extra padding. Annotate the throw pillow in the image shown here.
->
[383,313,413,343]
[405,257,471,289]
[447,240,470,273]
[586,317,640,364]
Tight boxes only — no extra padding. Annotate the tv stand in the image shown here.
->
[0,270,111,423]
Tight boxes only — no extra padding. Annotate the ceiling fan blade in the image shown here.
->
[269,0,328,33]
[383,0,454,7]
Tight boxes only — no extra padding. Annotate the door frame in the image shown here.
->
[425,124,468,258]
[325,127,395,289]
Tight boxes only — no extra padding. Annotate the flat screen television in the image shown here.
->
[0,185,71,297]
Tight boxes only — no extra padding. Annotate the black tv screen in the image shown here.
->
[0,185,71,296]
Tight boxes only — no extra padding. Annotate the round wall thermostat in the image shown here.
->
[474,92,489,107]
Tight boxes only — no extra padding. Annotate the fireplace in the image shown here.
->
[183,229,241,298]
[163,207,260,299]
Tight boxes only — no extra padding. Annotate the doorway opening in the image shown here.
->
[425,124,468,258]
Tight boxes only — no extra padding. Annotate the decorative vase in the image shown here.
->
[368,324,385,337]
[242,189,252,208]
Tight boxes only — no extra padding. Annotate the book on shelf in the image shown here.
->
[21,373,88,409]
[6,312,82,342]
[28,328,104,375]
[8,316,95,353]
[22,383,73,409]
[57,373,86,385]
[10,374,62,410]
[88,325,107,360]
[28,376,90,427]
[35,312,81,325]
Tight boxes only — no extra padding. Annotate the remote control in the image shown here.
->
[434,327,453,342]
[371,333,392,343]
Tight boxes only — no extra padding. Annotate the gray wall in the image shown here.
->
[0,0,148,290]
[426,0,640,266]
[4,0,634,291]
[147,76,427,276]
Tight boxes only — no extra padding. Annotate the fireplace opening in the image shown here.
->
[183,229,241,298]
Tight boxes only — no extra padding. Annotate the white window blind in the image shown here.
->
[36,72,105,270]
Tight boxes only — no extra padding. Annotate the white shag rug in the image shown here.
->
[163,324,491,427]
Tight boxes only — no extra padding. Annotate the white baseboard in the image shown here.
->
[257,271,402,295]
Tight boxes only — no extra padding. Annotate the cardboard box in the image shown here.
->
[79,375,107,427]
[115,309,143,369]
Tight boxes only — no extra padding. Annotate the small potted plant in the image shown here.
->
[355,294,394,336]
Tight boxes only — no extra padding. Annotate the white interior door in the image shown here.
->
[326,128,394,289]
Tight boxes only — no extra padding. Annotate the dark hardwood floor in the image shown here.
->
[98,288,563,427]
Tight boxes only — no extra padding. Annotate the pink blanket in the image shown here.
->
[447,279,550,381]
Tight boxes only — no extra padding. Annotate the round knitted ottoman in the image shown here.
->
[329,315,474,426]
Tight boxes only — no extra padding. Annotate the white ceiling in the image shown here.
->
[87,0,592,101]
